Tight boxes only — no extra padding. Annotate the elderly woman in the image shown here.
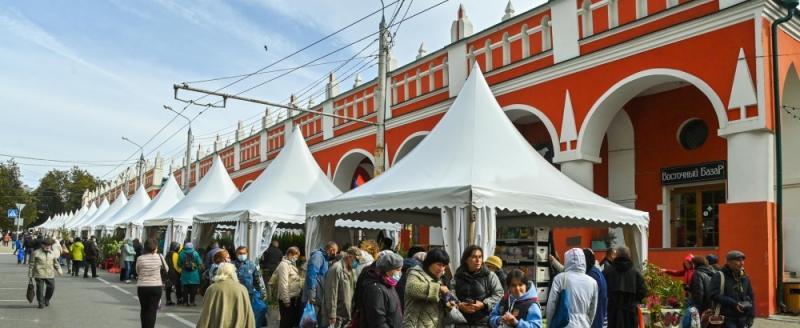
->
[197,263,256,328]
[403,248,452,328]
[136,238,168,328]
[354,253,404,328]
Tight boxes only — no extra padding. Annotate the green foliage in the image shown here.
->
[643,262,686,324]
[272,231,305,255]
[33,167,101,224]
[98,236,122,259]
[0,160,36,231]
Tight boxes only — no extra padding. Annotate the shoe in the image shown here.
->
[37,304,44,309]
[125,280,131,284]
[83,276,88,278]
[44,301,49,307]
[166,301,176,306]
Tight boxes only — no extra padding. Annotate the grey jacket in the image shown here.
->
[322,260,355,323]
[28,248,62,279]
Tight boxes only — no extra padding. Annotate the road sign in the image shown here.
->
[7,209,18,219]
[15,218,22,226]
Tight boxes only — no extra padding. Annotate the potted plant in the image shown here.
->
[643,262,686,327]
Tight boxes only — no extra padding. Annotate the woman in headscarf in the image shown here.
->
[197,262,256,328]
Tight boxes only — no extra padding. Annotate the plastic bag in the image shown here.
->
[251,292,268,327]
[550,276,571,328]
[300,302,318,328]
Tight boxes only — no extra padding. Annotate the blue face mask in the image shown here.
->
[391,271,402,282]
[352,260,360,270]
[238,255,247,261]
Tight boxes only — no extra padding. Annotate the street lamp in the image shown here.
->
[165,105,193,192]
[121,136,145,189]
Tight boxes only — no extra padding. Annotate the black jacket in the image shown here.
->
[689,265,714,313]
[260,246,283,272]
[454,266,495,324]
[603,257,647,328]
[84,241,100,261]
[355,266,402,328]
[709,266,754,319]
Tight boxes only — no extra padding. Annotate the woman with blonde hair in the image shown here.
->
[197,263,255,328]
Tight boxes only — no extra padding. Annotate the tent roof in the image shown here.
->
[124,175,184,227]
[98,185,151,229]
[67,201,98,229]
[87,191,128,228]
[307,65,648,228]
[144,156,239,226]
[195,128,341,225]
[57,206,85,229]
[74,198,109,230]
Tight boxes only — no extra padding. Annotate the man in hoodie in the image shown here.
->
[603,246,647,328]
[546,248,598,328]
[583,249,607,328]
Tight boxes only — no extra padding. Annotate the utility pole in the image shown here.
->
[373,16,389,177]
[122,137,145,189]
[165,105,193,191]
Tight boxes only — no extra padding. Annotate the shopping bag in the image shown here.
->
[251,292,268,327]
[300,302,318,328]
[549,276,571,328]
[26,278,35,303]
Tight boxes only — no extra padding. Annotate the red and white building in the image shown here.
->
[89,0,800,316]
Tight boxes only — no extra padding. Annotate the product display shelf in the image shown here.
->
[495,226,552,305]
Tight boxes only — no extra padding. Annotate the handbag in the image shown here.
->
[702,272,725,328]
[26,278,35,303]
[158,254,169,287]
[550,274,571,328]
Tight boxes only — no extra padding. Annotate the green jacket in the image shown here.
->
[403,266,446,328]
[70,242,84,261]
[29,248,63,279]
[178,248,202,285]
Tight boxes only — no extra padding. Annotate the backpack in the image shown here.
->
[182,252,196,272]
[550,274,571,328]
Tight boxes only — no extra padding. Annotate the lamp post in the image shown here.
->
[122,136,145,189]
[165,105,193,192]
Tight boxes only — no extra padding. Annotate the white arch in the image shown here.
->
[393,131,430,166]
[241,180,254,191]
[502,104,560,156]
[333,148,376,192]
[578,68,728,158]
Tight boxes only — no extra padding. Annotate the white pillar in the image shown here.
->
[559,159,595,190]
[726,130,774,202]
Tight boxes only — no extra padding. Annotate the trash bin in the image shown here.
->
[785,282,800,314]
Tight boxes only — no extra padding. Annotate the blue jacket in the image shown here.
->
[302,248,329,303]
[588,266,608,328]
[489,282,543,328]
[177,247,202,285]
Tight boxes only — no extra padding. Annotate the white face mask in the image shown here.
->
[238,255,248,261]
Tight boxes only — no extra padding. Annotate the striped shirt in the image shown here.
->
[136,253,167,287]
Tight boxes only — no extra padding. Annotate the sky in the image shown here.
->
[0,0,545,188]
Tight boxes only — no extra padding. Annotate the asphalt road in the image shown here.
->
[0,243,279,328]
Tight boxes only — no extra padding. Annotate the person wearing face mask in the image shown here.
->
[232,246,268,327]
[303,241,339,320]
[322,247,361,328]
[276,247,303,328]
[354,252,404,328]
[28,238,62,309]
[403,248,452,328]
[453,245,504,328]
[489,269,543,328]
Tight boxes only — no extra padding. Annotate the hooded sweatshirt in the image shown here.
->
[664,253,695,286]
[489,281,543,328]
[546,248,599,328]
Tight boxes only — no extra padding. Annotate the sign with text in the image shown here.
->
[661,161,726,185]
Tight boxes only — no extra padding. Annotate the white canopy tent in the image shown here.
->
[67,202,97,231]
[54,207,84,231]
[194,128,399,262]
[143,155,239,254]
[306,65,650,270]
[96,185,150,237]
[85,191,128,236]
[123,175,184,240]
[76,198,109,233]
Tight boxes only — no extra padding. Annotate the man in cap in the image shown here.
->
[709,250,754,328]
[28,238,63,309]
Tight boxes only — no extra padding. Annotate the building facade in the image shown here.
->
[88,0,800,316]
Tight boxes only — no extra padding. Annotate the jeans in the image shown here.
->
[83,259,97,277]
[138,286,162,328]
[35,278,55,306]
[279,297,301,328]
[124,261,134,280]
[72,260,83,276]
[183,284,198,305]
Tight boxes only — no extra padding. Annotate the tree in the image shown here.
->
[0,160,36,231]
[34,169,70,223]
[66,167,100,210]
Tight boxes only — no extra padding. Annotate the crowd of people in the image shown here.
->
[12,229,757,328]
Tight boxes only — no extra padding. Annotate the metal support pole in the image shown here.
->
[185,127,193,191]
[771,3,797,312]
[374,17,389,177]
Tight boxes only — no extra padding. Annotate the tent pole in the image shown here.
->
[468,205,477,246]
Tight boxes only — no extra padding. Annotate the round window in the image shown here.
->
[678,119,708,150]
